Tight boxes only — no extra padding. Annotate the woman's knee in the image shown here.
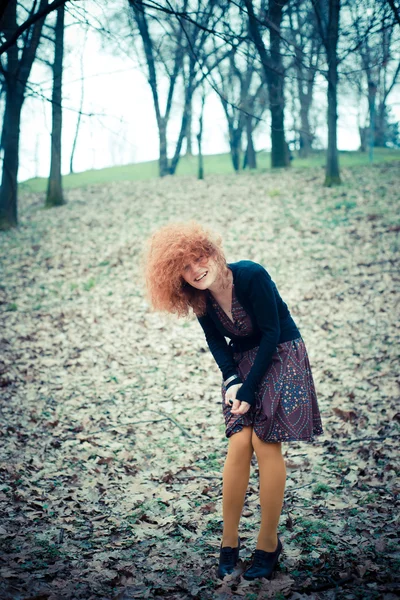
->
[227,426,254,459]
[251,431,282,457]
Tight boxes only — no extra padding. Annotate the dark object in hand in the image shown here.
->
[229,400,234,406]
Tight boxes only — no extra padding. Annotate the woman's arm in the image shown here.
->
[197,313,242,388]
[235,266,280,406]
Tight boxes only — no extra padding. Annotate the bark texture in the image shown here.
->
[0,0,49,230]
[312,0,341,186]
[245,0,290,168]
[244,115,257,169]
[46,3,65,207]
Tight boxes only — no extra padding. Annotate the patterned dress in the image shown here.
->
[209,284,324,443]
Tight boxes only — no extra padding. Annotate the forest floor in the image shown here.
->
[0,163,399,600]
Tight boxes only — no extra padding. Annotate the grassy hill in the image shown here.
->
[20,147,400,193]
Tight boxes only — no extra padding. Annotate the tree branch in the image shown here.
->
[0,0,69,56]
[387,0,400,27]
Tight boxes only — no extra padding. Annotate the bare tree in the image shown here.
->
[0,0,67,56]
[46,1,65,207]
[344,0,399,156]
[129,0,182,176]
[129,0,225,177]
[210,40,261,171]
[218,52,247,172]
[244,0,290,168]
[208,10,268,174]
[373,9,400,148]
[0,0,50,230]
[287,0,322,157]
[312,0,341,186]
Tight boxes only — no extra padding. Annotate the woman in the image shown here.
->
[144,221,324,581]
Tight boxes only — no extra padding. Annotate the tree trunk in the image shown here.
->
[46,3,65,207]
[231,145,241,172]
[268,71,288,167]
[268,0,289,169]
[0,85,22,229]
[325,57,341,186]
[197,119,203,181]
[245,115,257,169]
[299,106,313,157]
[159,119,169,177]
[374,103,386,147]
[245,0,289,169]
[186,100,193,156]
[367,81,376,163]
[197,88,206,180]
[321,0,341,186]
[359,127,367,152]
[230,129,242,172]
[0,0,49,230]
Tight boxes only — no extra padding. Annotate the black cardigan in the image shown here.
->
[197,260,301,406]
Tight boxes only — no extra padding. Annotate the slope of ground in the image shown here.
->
[1,163,399,599]
[20,148,400,193]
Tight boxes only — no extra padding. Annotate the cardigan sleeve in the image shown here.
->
[197,313,242,389]
[235,266,280,406]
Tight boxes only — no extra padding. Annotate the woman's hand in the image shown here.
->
[225,383,242,406]
[225,383,251,415]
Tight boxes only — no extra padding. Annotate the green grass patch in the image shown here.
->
[20,148,400,193]
[205,518,222,533]
[5,302,17,311]
[82,277,96,291]
[268,188,281,197]
[312,483,332,495]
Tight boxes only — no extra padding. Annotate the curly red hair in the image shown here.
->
[143,221,229,317]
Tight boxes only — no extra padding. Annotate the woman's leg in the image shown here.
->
[251,431,286,552]
[222,425,254,547]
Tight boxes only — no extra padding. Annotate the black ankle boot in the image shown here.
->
[217,537,240,578]
[243,536,282,581]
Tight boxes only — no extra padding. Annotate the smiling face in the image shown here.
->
[181,254,220,290]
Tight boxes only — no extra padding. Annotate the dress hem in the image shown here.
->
[226,427,325,443]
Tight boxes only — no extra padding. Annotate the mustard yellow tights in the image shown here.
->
[221,425,286,552]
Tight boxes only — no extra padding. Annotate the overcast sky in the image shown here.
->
[17,1,400,182]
